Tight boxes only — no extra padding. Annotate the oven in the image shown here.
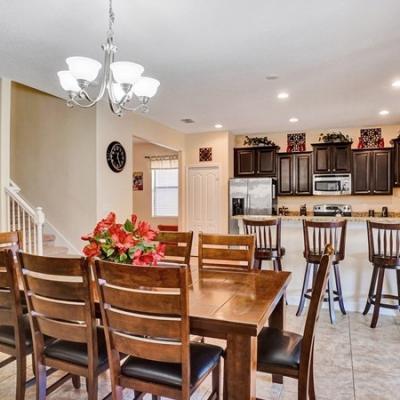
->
[313,174,352,196]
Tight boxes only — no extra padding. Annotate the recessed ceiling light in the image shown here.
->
[277,92,289,99]
[392,80,400,88]
[214,124,223,129]
[289,117,299,123]
[266,75,279,80]
[379,110,390,116]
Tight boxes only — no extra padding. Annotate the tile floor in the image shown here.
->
[0,306,399,399]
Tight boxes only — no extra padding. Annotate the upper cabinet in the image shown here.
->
[234,147,278,177]
[312,143,352,174]
[278,152,312,196]
[352,149,392,195]
[392,138,400,187]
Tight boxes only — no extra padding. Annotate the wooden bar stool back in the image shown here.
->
[154,231,193,266]
[363,221,400,327]
[94,260,223,400]
[257,245,334,400]
[0,248,34,400]
[198,232,255,272]
[242,218,284,271]
[297,220,347,324]
[17,253,108,400]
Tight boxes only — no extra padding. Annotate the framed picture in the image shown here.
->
[133,171,143,191]
[199,147,213,162]
[287,133,306,152]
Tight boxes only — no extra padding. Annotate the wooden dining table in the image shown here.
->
[188,269,291,400]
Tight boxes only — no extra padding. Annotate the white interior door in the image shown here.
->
[187,166,220,254]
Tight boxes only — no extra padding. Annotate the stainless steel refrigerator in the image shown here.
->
[229,178,277,234]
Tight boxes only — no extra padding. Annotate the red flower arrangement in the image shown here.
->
[81,212,165,265]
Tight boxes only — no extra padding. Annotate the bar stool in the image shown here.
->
[242,218,285,271]
[296,220,347,324]
[363,221,400,328]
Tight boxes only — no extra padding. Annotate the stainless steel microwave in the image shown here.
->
[313,174,352,195]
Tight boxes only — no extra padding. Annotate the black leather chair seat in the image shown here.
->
[255,247,285,259]
[44,327,108,367]
[257,327,302,370]
[0,315,32,348]
[121,342,223,388]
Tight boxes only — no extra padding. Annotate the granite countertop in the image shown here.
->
[233,214,400,223]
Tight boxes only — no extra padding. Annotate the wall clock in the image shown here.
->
[106,141,126,173]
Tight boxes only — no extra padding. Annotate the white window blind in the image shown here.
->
[150,155,179,217]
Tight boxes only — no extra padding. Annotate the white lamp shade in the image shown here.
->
[110,61,144,84]
[111,84,127,103]
[57,70,81,92]
[133,77,160,98]
[66,56,102,82]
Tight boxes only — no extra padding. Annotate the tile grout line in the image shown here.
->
[348,314,357,400]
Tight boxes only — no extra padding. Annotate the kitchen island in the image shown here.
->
[234,215,400,314]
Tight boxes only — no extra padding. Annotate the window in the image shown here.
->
[151,156,179,217]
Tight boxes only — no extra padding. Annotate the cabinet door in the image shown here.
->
[294,153,313,195]
[373,150,392,194]
[352,151,371,194]
[257,148,276,176]
[313,146,331,174]
[277,155,293,195]
[234,149,255,176]
[394,141,400,187]
[332,145,351,173]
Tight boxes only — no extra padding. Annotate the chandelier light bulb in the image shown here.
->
[112,83,128,103]
[133,77,160,98]
[110,61,144,84]
[66,56,102,83]
[57,71,81,92]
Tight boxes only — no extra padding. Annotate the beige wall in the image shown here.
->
[132,141,178,228]
[10,82,97,250]
[236,124,400,213]
[184,131,233,233]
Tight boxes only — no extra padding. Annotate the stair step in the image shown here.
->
[43,246,69,257]
[43,234,56,243]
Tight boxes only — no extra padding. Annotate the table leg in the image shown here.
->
[269,294,286,384]
[224,333,257,400]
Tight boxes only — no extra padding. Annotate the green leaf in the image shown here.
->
[124,219,134,233]
[119,253,128,262]
[106,248,115,257]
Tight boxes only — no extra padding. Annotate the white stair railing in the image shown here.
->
[4,180,45,255]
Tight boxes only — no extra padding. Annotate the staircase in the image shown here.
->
[5,181,69,256]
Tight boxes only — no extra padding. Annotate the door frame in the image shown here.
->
[185,163,222,234]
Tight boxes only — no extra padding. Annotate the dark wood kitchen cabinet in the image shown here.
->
[234,147,278,177]
[278,152,312,196]
[352,149,392,195]
[312,143,352,174]
[392,138,400,187]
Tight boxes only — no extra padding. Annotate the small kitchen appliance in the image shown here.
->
[313,174,352,195]
[313,204,352,217]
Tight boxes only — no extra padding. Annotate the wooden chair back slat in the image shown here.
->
[154,231,193,266]
[243,219,282,255]
[300,245,334,379]
[17,253,95,345]
[94,260,190,367]
[303,220,347,262]
[0,308,13,325]
[0,290,13,308]
[102,285,181,315]
[198,233,255,271]
[0,231,23,254]
[0,273,9,288]
[111,331,182,363]
[367,221,400,264]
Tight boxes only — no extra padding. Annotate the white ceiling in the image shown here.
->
[1,0,400,134]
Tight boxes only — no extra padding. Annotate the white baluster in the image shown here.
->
[6,194,10,231]
[22,209,26,252]
[35,207,45,256]
[33,223,37,254]
[28,216,33,254]
[11,199,15,230]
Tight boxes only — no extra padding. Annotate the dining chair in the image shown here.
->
[93,260,223,400]
[297,220,347,324]
[198,232,255,272]
[17,253,109,400]
[154,230,193,266]
[363,221,400,328]
[257,244,334,400]
[0,230,23,253]
[242,218,285,271]
[157,224,179,232]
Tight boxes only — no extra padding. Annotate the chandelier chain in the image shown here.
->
[107,0,115,40]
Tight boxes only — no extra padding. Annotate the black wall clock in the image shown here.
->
[106,141,126,173]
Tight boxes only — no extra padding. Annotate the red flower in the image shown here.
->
[81,233,92,241]
[94,212,116,235]
[137,221,157,241]
[156,243,166,258]
[131,214,138,227]
[132,249,157,266]
[111,227,135,255]
[83,241,101,258]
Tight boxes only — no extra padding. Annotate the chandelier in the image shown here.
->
[57,0,160,116]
